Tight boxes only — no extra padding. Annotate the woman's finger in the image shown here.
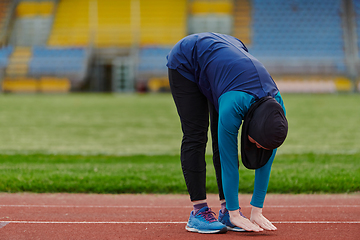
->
[242,219,263,232]
[253,216,277,231]
[267,221,277,230]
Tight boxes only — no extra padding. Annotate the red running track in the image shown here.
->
[0,193,359,240]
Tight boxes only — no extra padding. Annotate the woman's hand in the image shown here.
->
[229,209,263,232]
[250,206,277,231]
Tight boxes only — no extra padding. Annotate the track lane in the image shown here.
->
[0,193,359,240]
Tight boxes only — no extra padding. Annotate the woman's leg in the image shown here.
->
[208,101,225,201]
[168,68,209,202]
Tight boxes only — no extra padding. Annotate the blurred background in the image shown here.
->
[0,0,359,94]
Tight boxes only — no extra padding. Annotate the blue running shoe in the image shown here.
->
[185,206,227,234]
[218,209,246,232]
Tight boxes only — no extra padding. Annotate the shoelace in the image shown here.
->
[223,208,246,219]
[199,208,217,223]
[239,210,246,218]
[238,207,246,218]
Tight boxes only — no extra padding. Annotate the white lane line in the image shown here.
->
[0,221,187,224]
[0,221,359,224]
[0,205,359,208]
[0,205,185,208]
[266,205,360,208]
[0,222,9,228]
[273,221,360,224]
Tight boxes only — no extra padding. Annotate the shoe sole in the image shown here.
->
[218,219,247,232]
[185,225,228,234]
[227,226,246,232]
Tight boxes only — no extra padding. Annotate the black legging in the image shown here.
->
[168,68,225,202]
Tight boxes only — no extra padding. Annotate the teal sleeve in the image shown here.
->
[218,91,255,211]
[250,149,277,208]
[250,92,286,208]
[218,91,286,210]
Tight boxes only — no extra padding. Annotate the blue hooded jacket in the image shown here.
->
[166,32,279,111]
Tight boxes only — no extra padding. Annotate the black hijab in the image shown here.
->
[241,96,288,169]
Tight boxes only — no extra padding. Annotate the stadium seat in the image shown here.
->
[39,77,71,93]
[353,0,360,59]
[2,77,38,93]
[233,0,252,45]
[137,47,171,77]
[139,0,187,45]
[188,15,233,35]
[10,17,53,46]
[190,0,233,14]
[28,47,88,87]
[0,46,13,68]
[147,77,169,92]
[249,0,345,75]
[9,0,55,46]
[334,76,352,92]
[48,0,90,46]
[96,0,132,46]
[188,0,233,35]
[1,76,70,93]
[48,0,186,47]
[16,1,54,17]
[5,47,31,77]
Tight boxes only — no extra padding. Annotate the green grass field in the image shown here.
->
[0,93,359,194]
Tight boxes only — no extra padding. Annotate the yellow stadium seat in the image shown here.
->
[48,0,186,47]
[39,77,71,93]
[191,0,233,14]
[233,0,252,45]
[38,2,55,16]
[6,47,31,77]
[16,1,54,17]
[148,77,170,92]
[48,0,91,46]
[16,2,37,17]
[2,78,38,93]
[139,0,186,45]
[335,76,352,92]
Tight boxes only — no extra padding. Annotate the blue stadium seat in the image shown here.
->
[249,0,345,71]
[353,0,360,58]
[137,47,172,76]
[0,46,14,68]
[29,47,87,77]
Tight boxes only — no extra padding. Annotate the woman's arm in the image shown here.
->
[218,91,255,211]
[249,92,285,230]
[218,91,263,232]
[250,149,276,208]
